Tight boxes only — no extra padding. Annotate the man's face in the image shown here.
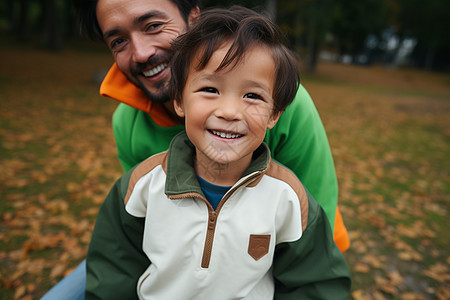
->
[96,0,195,103]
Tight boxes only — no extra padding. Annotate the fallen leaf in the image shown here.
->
[400,292,424,300]
[351,289,366,300]
[50,263,68,279]
[14,285,27,299]
[354,262,370,273]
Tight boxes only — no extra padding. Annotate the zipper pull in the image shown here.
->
[208,212,216,230]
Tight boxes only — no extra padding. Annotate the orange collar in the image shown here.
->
[100,63,179,127]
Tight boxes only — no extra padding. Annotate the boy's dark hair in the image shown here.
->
[170,5,299,115]
[72,0,200,40]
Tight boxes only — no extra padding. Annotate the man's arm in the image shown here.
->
[86,172,149,299]
[112,104,143,171]
[265,84,338,230]
[273,193,351,299]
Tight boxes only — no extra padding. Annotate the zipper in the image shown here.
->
[201,208,217,268]
[199,171,264,268]
[168,171,264,268]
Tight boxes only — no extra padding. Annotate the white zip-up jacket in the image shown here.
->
[86,132,350,300]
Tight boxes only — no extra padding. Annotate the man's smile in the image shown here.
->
[143,63,168,77]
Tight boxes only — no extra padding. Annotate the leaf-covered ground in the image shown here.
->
[1,41,449,299]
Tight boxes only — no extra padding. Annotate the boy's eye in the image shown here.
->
[244,93,263,100]
[200,87,219,94]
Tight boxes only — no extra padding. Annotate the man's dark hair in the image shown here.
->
[73,0,200,40]
[170,5,299,115]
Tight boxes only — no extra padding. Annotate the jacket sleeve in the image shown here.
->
[85,172,150,300]
[272,191,351,300]
[265,84,338,230]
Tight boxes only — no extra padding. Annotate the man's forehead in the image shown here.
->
[96,0,182,33]
[97,0,179,19]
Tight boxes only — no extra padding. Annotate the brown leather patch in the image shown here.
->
[248,234,271,261]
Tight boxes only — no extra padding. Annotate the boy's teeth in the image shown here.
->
[212,130,241,139]
[143,64,167,77]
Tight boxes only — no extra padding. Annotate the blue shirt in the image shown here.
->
[196,175,231,210]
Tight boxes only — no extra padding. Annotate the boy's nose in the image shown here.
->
[130,35,156,63]
[215,97,243,121]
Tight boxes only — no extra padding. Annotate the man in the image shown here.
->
[42,0,349,298]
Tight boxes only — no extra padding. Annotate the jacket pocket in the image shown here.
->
[248,234,271,261]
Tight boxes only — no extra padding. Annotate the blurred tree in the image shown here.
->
[5,0,17,34]
[40,0,61,50]
[330,0,388,57]
[278,0,335,72]
[395,0,450,70]
[2,0,447,71]
[4,0,76,50]
[17,0,31,41]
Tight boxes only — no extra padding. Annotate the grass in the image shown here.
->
[303,61,450,299]
[1,39,449,299]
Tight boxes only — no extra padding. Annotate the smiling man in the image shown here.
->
[96,0,198,107]
[41,0,349,299]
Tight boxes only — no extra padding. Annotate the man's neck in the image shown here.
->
[162,101,184,125]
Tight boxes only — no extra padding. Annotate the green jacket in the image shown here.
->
[112,85,339,231]
[86,132,350,299]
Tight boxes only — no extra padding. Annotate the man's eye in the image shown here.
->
[200,87,219,94]
[146,22,163,32]
[244,93,263,100]
[110,38,125,50]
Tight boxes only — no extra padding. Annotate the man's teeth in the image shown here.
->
[211,130,241,139]
[143,64,167,77]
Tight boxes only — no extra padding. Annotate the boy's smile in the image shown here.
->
[174,41,280,185]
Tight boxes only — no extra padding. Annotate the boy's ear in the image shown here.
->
[188,6,200,26]
[267,111,282,129]
[173,99,185,118]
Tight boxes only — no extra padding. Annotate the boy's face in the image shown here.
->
[174,42,280,173]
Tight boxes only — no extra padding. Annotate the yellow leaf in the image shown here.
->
[364,253,382,269]
[354,262,370,273]
[400,292,424,300]
[50,263,67,278]
[14,285,27,299]
[388,270,404,285]
[351,289,366,300]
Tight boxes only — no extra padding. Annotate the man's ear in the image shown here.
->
[188,6,200,26]
[173,99,185,118]
[267,111,282,129]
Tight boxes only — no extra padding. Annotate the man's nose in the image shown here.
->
[130,34,156,63]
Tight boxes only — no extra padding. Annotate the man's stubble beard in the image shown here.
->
[126,52,173,104]
[130,73,171,104]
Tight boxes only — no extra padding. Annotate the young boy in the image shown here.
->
[85,6,351,299]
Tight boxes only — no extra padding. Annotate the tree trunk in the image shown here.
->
[7,0,16,34]
[17,0,31,41]
[40,0,62,50]
[424,48,435,70]
[305,10,318,72]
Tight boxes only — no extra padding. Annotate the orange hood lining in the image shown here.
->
[100,63,178,127]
